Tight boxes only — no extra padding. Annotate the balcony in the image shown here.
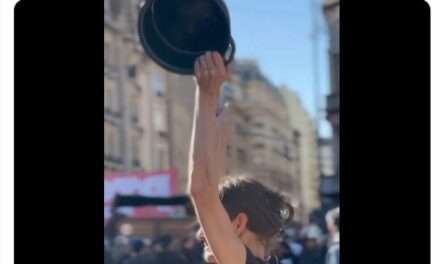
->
[326,92,339,114]
[131,114,139,124]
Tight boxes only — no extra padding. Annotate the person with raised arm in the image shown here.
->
[188,51,294,264]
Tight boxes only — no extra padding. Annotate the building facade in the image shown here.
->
[225,60,298,214]
[104,0,170,173]
[318,138,335,177]
[103,2,324,224]
[280,87,321,223]
[166,74,196,193]
[323,0,340,179]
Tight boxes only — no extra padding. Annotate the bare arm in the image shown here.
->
[188,52,246,264]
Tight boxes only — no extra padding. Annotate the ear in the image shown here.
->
[232,213,248,236]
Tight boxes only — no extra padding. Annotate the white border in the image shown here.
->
[428,1,438,263]
[0,1,437,263]
[0,0,17,263]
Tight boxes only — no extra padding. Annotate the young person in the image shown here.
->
[188,51,294,264]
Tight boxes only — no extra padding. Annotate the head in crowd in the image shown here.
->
[151,235,172,253]
[130,239,145,255]
[325,207,340,235]
[197,176,294,263]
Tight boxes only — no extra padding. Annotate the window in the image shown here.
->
[110,0,122,19]
[254,122,264,128]
[104,42,115,68]
[253,143,265,150]
[150,68,165,96]
[105,124,121,162]
[236,124,246,136]
[284,145,289,156]
[104,42,112,77]
[333,53,340,92]
[108,126,116,159]
[132,132,140,167]
[128,64,137,79]
[154,113,166,133]
[105,81,118,114]
[237,149,247,163]
[159,131,168,139]
[130,95,139,122]
[226,145,232,157]
[158,149,168,170]
[104,43,109,66]
[272,127,280,137]
[292,130,301,146]
[104,85,111,111]
[104,122,111,159]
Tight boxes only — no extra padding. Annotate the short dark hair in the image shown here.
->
[219,176,294,242]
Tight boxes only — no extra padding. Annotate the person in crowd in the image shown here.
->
[325,207,339,264]
[182,234,204,264]
[285,228,303,260]
[298,227,326,264]
[277,230,302,264]
[105,244,113,264]
[188,51,295,264]
[278,240,298,264]
[148,235,189,264]
[121,238,157,264]
[110,234,132,264]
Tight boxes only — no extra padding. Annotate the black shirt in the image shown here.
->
[246,247,279,264]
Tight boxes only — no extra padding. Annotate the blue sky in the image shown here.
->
[224,0,332,138]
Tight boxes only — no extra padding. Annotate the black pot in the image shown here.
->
[138,0,235,75]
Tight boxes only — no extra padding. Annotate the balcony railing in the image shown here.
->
[326,92,339,114]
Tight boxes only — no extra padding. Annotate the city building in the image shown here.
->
[280,87,321,223]
[103,1,324,225]
[318,138,335,177]
[104,0,170,173]
[323,0,340,178]
[306,0,340,231]
[166,74,196,193]
[226,60,297,207]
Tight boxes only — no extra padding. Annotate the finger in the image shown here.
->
[204,52,216,76]
[213,52,226,76]
[199,54,209,77]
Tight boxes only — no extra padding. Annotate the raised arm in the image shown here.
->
[188,51,246,264]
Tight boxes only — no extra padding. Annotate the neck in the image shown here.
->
[245,239,266,260]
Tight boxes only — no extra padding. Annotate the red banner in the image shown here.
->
[104,169,178,220]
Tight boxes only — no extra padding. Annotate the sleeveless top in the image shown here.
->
[246,247,279,264]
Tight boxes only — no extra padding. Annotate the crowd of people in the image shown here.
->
[105,226,204,264]
[104,207,339,264]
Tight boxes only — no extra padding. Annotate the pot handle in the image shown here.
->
[224,37,236,65]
